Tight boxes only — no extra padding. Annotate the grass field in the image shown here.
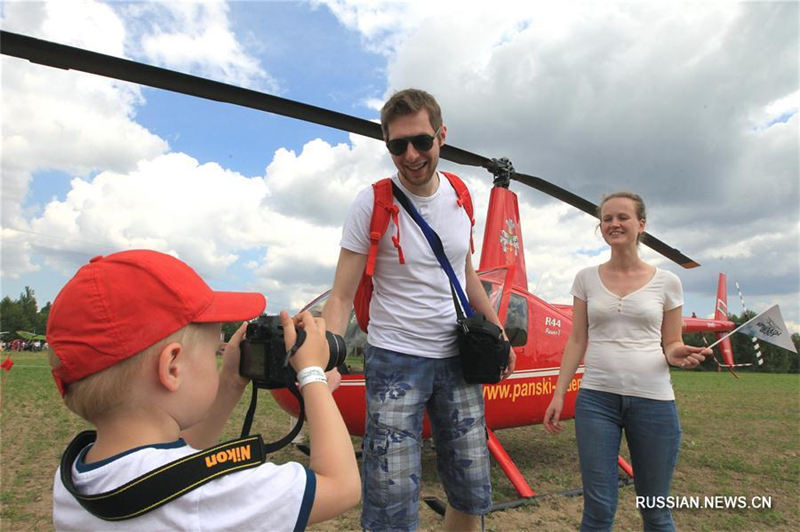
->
[1,351,797,531]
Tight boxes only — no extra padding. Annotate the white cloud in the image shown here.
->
[28,153,267,268]
[263,133,391,225]
[321,0,799,328]
[1,0,169,277]
[15,148,345,310]
[753,90,799,130]
[121,0,275,91]
[2,0,797,334]
[16,138,384,314]
[312,0,424,54]
[0,0,276,279]
[35,0,126,56]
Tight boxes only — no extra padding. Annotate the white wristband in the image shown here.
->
[296,365,325,380]
[296,366,327,389]
[299,375,328,389]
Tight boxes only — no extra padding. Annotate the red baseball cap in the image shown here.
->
[47,250,266,396]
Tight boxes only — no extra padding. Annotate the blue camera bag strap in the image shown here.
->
[391,181,474,318]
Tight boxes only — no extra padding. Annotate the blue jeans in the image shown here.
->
[575,388,681,532]
[361,345,492,531]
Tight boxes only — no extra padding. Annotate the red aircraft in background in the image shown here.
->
[271,172,739,505]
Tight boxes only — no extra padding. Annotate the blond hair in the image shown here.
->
[51,324,210,422]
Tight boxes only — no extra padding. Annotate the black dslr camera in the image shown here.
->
[239,314,346,389]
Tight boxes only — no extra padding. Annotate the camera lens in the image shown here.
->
[325,331,346,371]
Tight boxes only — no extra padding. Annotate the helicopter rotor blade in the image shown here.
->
[0,30,699,268]
[511,171,597,216]
[638,234,699,269]
[511,172,699,268]
[0,30,387,142]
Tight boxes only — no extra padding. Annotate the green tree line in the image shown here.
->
[0,287,51,342]
[684,310,800,374]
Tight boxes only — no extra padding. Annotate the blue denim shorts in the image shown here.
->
[361,345,492,531]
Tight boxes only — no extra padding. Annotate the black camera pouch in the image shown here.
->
[392,183,510,385]
[457,313,510,384]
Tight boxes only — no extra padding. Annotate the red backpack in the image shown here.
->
[353,172,474,332]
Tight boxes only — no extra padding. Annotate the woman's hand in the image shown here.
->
[667,344,711,369]
[543,396,565,434]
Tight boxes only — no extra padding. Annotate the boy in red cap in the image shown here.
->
[47,250,360,531]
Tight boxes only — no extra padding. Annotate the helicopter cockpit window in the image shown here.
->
[303,292,366,375]
[504,293,529,347]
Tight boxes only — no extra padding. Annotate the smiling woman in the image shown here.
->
[544,190,713,531]
[599,192,646,248]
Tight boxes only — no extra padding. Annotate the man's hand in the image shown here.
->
[500,342,516,381]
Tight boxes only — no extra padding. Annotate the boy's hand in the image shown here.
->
[219,322,250,390]
[281,310,329,371]
[326,368,342,393]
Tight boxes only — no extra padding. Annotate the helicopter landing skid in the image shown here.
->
[423,476,634,516]
[420,428,636,516]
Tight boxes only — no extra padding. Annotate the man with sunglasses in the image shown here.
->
[323,89,513,531]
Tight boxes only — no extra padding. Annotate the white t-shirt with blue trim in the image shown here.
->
[53,438,315,531]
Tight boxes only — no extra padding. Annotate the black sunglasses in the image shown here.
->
[386,128,441,156]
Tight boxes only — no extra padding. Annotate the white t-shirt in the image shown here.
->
[53,438,314,531]
[340,173,472,358]
[571,266,683,401]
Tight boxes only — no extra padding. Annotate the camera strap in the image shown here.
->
[391,182,473,319]
[60,430,269,521]
[240,381,305,443]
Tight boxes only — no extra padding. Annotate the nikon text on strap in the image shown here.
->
[60,431,266,521]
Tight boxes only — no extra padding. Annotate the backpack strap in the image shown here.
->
[441,171,475,253]
[354,178,404,333]
[366,178,404,276]
[353,173,472,333]
[60,431,266,521]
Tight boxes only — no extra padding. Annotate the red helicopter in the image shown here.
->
[268,171,739,504]
[1,31,742,508]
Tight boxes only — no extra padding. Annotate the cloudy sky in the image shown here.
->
[1,0,798,336]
